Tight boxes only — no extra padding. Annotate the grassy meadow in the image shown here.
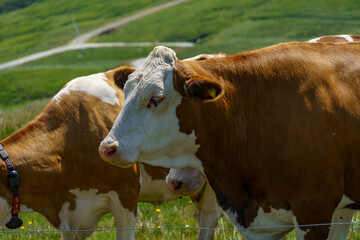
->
[0,0,167,63]
[1,0,360,239]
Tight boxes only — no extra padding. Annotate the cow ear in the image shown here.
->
[185,77,224,101]
[113,66,136,89]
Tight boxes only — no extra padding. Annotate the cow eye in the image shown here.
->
[147,96,164,108]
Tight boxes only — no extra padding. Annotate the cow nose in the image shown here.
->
[99,144,117,163]
[167,179,184,194]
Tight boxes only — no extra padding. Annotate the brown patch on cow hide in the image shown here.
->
[143,164,169,180]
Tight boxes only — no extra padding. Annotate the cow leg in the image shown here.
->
[61,232,93,240]
[327,208,353,240]
[61,232,75,240]
[60,231,94,240]
[110,198,136,240]
[292,202,335,240]
[193,183,222,240]
[59,225,96,240]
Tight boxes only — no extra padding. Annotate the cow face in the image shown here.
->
[99,46,223,169]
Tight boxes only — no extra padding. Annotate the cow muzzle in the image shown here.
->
[98,142,134,168]
[166,167,205,196]
[166,178,186,195]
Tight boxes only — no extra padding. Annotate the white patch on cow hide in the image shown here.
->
[223,207,310,239]
[182,53,226,61]
[0,198,34,227]
[53,73,119,105]
[328,195,355,240]
[0,197,11,226]
[336,194,355,209]
[223,195,355,240]
[58,188,135,236]
[308,36,322,43]
[137,84,202,169]
[308,34,354,43]
[20,205,34,213]
[138,164,178,204]
[338,34,354,42]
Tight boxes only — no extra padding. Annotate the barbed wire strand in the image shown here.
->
[1,221,360,234]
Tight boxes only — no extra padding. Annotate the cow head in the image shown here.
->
[99,46,224,169]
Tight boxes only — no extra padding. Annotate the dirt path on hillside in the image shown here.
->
[0,42,193,70]
[0,0,191,70]
[69,0,190,45]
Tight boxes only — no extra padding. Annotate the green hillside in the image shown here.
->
[1,0,359,110]
[0,0,166,63]
[1,0,359,111]
[0,0,43,14]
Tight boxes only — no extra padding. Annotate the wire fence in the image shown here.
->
[1,221,360,234]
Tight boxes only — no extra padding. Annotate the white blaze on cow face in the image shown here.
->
[53,73,119,105]
[101,46,202,169]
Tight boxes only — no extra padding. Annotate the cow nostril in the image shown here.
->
[171,180,183,190]
[99,145,117,161]
[106,147,117,158]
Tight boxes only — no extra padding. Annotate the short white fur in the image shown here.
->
[58,188,135,240]
[53,73,119,105]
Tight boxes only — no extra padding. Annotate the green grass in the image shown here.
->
[0,0,167,63]
[0,198,240,240]
[1,0,360,239]
[0,98,48,140]
[1,198,360,239]
[0,68,101,109]
[0,0,42,14]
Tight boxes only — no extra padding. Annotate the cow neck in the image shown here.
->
[0,102,68,224]
[1,102,66,168]
[174,57,269,227]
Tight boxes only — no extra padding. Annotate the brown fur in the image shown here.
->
[351,35,360,42]
[143,164,169,180]
[173,42,360,239]
[106,66,136,89]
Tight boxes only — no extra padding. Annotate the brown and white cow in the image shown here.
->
[0,66,218,239]
[166,35,360,240]
[99,42,360,239]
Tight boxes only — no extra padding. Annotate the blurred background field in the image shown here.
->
[0,0,360,239]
